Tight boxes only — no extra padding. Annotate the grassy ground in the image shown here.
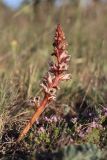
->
[0,3,107,160]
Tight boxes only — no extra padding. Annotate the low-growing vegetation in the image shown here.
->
[0,1,107,160]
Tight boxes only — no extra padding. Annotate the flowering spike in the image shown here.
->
[17,24,71,142]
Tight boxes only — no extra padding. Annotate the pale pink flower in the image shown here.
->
[51,115,57,122]
[39,127,45,133]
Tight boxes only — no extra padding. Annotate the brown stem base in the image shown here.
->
[17,96,48,142]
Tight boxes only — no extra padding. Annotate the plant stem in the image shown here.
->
[17,95,49,142]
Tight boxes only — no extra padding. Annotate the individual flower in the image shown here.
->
[102,107,107,116]
[51,115,58,122]
[79,132,85,138]
[39,127,45,133]
[72,117,77,124]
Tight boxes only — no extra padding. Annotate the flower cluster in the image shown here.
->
[40,24,71,101]
[44,115,58,123]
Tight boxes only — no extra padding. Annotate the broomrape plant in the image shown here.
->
[17,24,71,142]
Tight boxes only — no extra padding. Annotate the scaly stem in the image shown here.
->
[17,95,49,142]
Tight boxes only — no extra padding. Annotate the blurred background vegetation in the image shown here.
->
[0,0,107,159]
